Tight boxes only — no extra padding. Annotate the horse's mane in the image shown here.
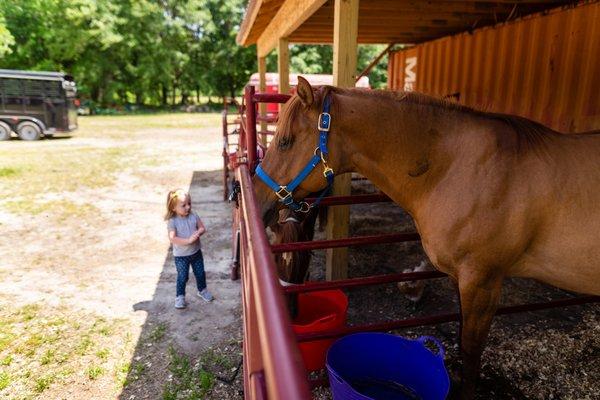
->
[334,87,559,152]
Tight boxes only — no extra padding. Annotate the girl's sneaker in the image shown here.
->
[175,295,187,309]
[198,289,214,302]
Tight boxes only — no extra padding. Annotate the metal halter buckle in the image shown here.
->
[318,112,331,132]
[275,186,292,201]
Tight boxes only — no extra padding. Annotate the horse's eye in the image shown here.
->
[278,136,293,150]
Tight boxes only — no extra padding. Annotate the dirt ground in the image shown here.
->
[0,114,243,399]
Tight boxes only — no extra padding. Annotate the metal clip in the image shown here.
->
[298,202,311,213]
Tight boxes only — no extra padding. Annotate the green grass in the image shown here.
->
[0,167,20,178]
[34,374,56,393]
[0,113,221,219]
[148,322,168,343]
[162,346,214,400]
[0,303,134,398]
[95,348,110,361]
[0,371,10,390]
[77,112,222,134]
[40,349,56,365]
[86,365,104,380]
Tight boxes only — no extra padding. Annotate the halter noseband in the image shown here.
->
[255,94,334,213]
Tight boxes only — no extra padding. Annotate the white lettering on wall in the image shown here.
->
[404,56,417,91]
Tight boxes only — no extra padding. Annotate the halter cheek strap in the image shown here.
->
[255,94,334,212]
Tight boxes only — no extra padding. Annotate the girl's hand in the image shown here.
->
[188,231,200,244]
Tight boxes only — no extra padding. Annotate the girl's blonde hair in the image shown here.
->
[164,189,190,220]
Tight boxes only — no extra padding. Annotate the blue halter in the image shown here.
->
[255,95,334,213]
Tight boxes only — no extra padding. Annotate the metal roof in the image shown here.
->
[0,69,71,81]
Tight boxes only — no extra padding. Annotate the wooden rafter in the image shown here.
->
[256,0,328,57]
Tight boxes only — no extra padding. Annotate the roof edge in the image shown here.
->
[236,0,261,46]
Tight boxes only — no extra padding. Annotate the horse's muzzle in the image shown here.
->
[261,201,279,228]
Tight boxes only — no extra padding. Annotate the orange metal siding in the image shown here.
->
[387,2,600,133]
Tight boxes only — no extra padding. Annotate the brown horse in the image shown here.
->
[268,207,320,316]
[253,77,600,399]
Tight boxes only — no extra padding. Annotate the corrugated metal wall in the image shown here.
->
[388,2,600,133]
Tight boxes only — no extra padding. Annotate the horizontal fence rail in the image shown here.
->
[296,295,600,343]
[305,193,391,205]
[270,232,421,253]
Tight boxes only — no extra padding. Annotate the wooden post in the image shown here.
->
[277,37,290,112]
[258,55,268,147]
[245,85,258,173]
[326,0,358,281]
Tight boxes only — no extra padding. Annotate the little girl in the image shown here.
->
[165,189,214,309]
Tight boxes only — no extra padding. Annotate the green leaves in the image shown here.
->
[0,0,389,105]
[0,11,14,57]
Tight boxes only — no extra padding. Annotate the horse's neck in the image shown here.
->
[336,92,478,213]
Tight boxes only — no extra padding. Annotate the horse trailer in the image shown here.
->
[0,69,78,140]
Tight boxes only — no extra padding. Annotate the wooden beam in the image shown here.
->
[258,55,268,146]
[257,0,328,57]
[277,37,290,113]
[237,0,263,45]
[326,0,359,281]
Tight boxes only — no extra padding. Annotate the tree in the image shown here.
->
[198,0,256,101]
[0,11,14,57]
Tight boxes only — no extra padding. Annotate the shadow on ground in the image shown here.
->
[118,170,242,400]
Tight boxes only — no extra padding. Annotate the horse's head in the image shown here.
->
[270,208,318,284]
[269,207,320,317]
[254,77,347,227]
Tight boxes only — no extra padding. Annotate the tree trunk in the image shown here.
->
[196,87,200,104]
[161,84,168,106]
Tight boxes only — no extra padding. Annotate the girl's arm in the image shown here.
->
[196,217,207,236]
[168,229,198,245]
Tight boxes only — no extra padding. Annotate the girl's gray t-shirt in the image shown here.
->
[167,212,202,257]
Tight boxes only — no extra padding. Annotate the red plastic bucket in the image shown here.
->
[227,152,237,168]
[292,289,348,371]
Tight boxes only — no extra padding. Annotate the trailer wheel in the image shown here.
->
[17,121,42,141]
[0,121,12,141]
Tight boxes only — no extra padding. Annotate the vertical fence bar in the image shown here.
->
[245,85,258,173]
[222,109,229,201]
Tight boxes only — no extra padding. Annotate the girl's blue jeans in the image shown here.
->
[174,249,206,296]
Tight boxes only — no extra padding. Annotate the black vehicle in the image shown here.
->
[0,69,78,140]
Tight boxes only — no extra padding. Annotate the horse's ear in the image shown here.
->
[296,76,314,107]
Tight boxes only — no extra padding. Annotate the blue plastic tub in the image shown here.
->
[326,333,450,400]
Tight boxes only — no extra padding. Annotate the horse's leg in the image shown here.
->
[457,269,503,400]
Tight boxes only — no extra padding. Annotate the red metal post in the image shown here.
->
[245,85,258,173]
